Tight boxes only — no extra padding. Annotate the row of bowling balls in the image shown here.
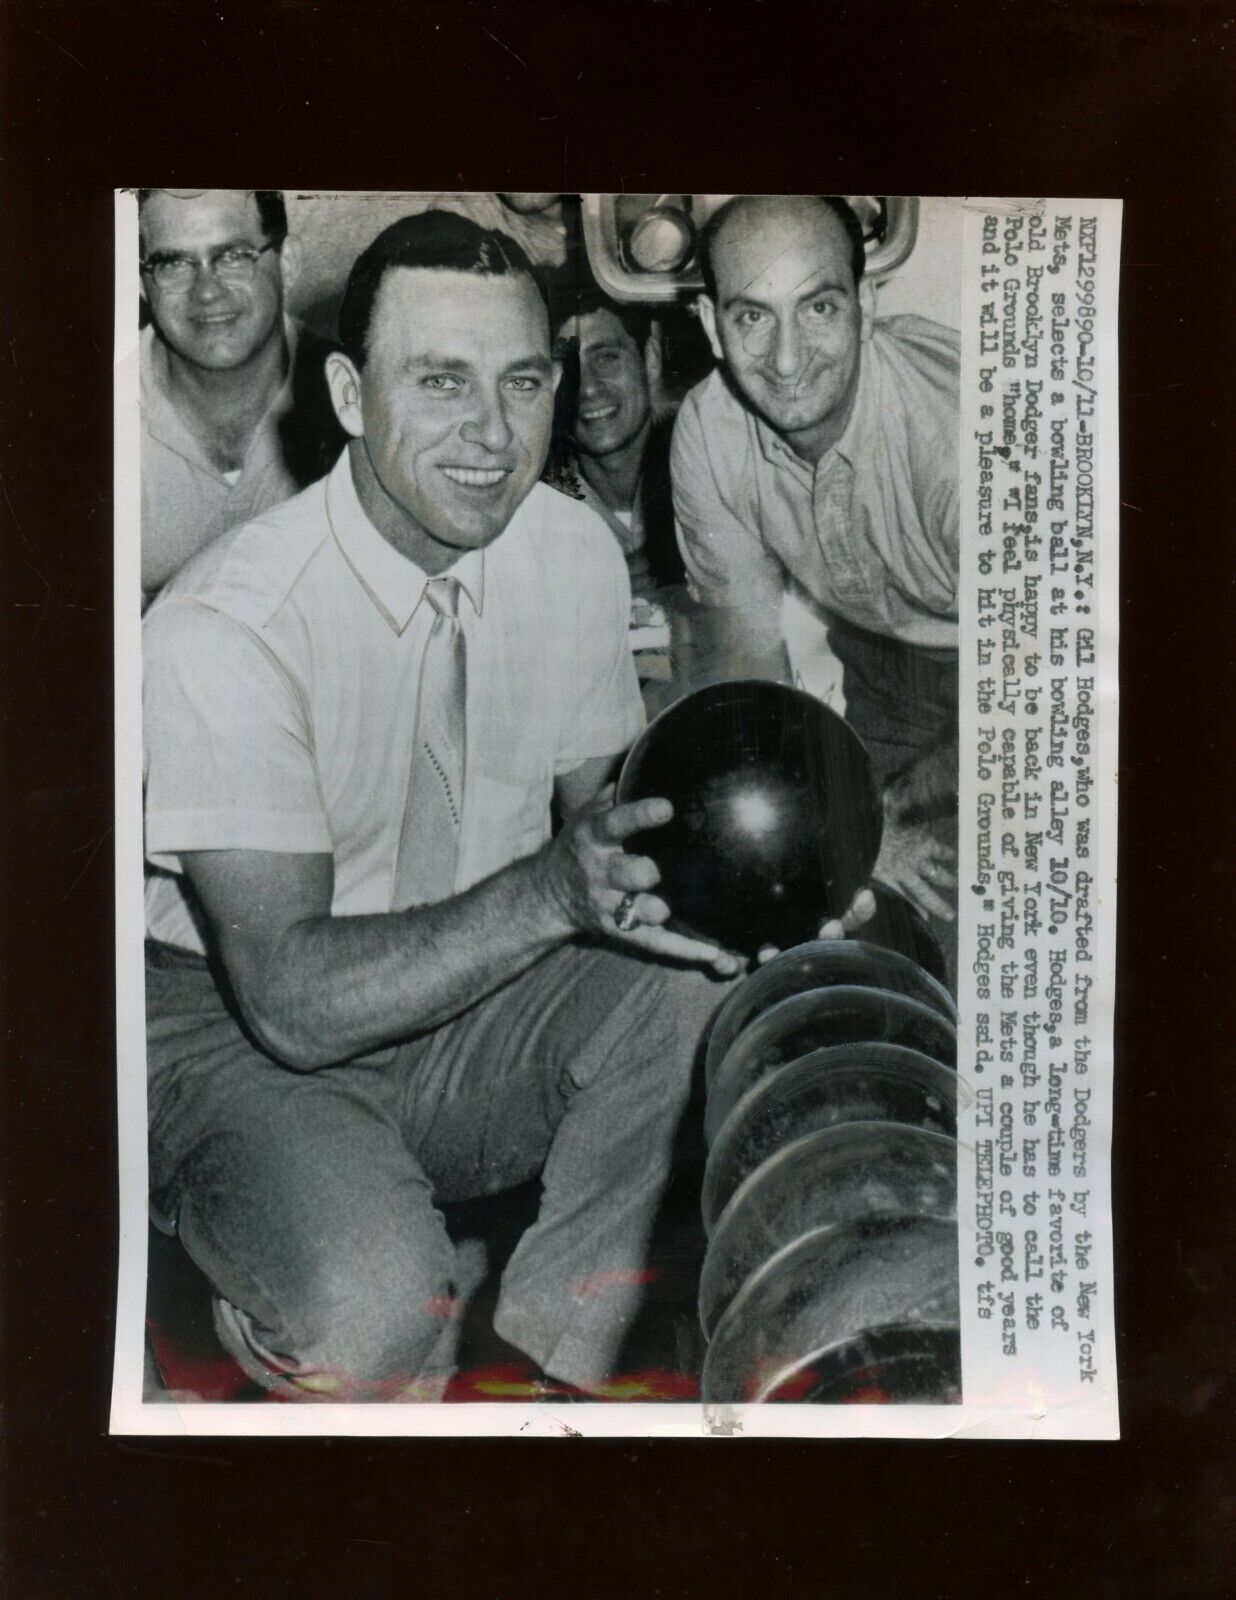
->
[697,938,964,1406]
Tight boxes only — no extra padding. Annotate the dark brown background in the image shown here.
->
[2,1,1232,1594]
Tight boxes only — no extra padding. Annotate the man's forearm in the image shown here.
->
[246,852,569,1070]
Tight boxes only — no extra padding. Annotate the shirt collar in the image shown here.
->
[754,343,873,477]
[325,450,485,635]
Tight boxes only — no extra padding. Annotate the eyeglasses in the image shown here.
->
[139,242,278,292]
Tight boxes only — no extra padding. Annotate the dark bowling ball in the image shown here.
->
[616,680,883,956]
[861,883,950,988]
[701,1214,961,1404]
[763,1323,962,1404]
[704,985,958,1146]
[698,1122,958,1337]
[701,1043,962,1233]
[704,937,957,1087]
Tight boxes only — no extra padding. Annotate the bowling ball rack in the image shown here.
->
[698,939,964,1407]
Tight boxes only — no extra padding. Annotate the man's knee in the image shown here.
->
[280,1230,457,1395]
[174,1139,460,1398]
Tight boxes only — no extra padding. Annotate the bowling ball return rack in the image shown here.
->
[696,936,963,1406]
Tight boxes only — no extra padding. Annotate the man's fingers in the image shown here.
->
[624,923,743,976]
[599,795,673,842]
[906,874,955,923]
[757,944,780,965]
[613,891,672,928]
[841,886,878,932]
[606,852,661,894]
[813,885,879,942]
[870,857,954,923]
[915,860,957,896]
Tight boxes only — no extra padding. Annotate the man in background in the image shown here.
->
[550,282,684,600]
[138,188,344,598]
[671,194,960,929]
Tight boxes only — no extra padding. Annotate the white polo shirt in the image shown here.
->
[143,449,643,954]
[140,318,342,597]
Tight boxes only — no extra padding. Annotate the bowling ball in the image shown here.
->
[616,680,882,956]
[701,1214,961,1404]
[860,882,950,987]
[699,1123,958,1336]
[763,1323,962,1404]
[704,937,956,1086]
[702,1042,962,1233]
[704,985,957,1145]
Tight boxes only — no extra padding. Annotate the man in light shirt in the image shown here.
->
[142,212,742,1402]
[138,188,344,599]
[671,195,959,927]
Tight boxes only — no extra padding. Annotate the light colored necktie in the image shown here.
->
[394,576,467,908]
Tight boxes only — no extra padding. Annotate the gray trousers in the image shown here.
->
[827,614,959,988]
[825,612,958,791]
[146,938,729,1400]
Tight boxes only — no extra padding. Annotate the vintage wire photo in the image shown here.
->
[110,191,1119,1437]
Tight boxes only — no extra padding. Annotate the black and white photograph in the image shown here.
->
[111,189,1115,1436]
[12,0,1236,1588]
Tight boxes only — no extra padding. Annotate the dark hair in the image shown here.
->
[337,210,549,368]
[136,188,288,250]
[547,274,652,355]
[698,195,866,299]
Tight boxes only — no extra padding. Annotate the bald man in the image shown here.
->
[671,195,959,930]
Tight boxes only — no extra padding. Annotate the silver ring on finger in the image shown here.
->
[613,892,641,932]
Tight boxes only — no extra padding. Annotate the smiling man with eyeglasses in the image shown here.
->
[138,189,345,598]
